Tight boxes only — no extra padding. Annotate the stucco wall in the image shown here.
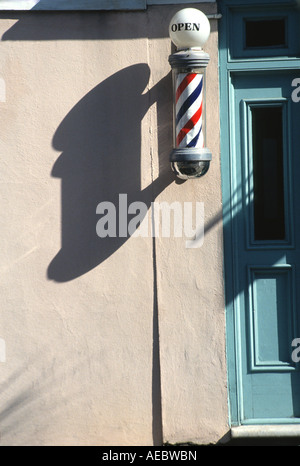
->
[0,3,228,446]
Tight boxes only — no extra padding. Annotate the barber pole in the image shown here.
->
[175,72,204,149]
[168,8,212,179]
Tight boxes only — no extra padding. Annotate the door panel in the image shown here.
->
[249,267,295,369]
[231,71,300,423]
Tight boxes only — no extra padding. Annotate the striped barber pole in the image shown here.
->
[175,72,204,149]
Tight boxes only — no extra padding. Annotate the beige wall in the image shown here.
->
[0,3,228,446]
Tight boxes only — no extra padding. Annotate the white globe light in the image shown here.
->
[169,8,210,49]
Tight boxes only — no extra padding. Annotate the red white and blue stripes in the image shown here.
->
[175,73,204,149]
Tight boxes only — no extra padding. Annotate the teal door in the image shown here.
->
[219,0,300,427]
[229,70,300,424]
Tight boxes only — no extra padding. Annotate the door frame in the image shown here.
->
[218,0,300,427]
